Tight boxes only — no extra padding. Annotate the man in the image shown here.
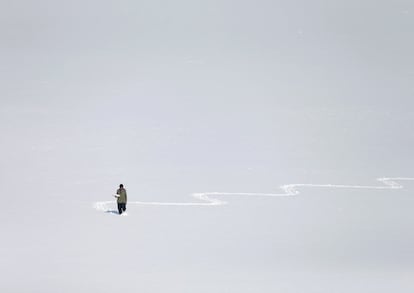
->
[115,184,127,214]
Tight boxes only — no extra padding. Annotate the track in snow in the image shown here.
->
[93,177,414,213]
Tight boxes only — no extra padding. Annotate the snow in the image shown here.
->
[95,178,414,211]
[1,0,414,292]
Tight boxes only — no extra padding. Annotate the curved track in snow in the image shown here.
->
[94,177,414,213]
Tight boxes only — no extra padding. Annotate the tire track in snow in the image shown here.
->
[93,177,414,213]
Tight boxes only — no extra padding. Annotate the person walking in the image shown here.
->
[115,184,127,214]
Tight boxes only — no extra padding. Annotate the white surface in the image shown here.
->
[1,0,414,292]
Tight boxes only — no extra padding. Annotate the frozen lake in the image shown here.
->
[1,0,413,292]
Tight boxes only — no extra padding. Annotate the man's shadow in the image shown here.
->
[105,210,120,215]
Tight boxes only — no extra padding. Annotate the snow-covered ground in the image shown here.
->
[1,0,414,292]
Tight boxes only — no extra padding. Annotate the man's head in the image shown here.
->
[119,184,124,188]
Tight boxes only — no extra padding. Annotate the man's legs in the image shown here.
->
[122,203,126,212]
[118,203,123,214]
